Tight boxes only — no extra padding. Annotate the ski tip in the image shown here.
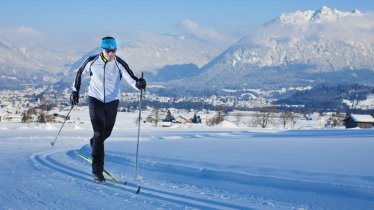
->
[135,186,141,194]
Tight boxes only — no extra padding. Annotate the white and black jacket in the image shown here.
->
[72,53,139,103]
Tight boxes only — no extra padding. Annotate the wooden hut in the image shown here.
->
[343,114,374,129]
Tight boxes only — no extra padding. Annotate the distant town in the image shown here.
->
[1,86,373,129]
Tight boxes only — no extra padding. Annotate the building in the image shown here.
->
[343,114,374,129]
[45,112,69,123]
[145,116,157,124]
[161,121,172,127]
[4,114,22,122]
[174,116,188,124]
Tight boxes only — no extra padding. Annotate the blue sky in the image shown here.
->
[1,0,373,51]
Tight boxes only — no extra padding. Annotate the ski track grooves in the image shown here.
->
[106,152,374,202]
[29,149,253,210]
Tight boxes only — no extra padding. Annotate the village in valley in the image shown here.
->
[1,86,373,130]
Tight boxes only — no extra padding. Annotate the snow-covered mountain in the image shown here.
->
[0,40,77,89]
[175,6,374,92]
[271,6,362,25]
[1,32,220,90]
[117,33,220,72]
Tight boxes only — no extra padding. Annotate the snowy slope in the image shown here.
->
[0,40,78,88]
[0,40,76,73]
[1,32,220,89]
[231,6,373,70]
[117,33,220,73]
[1,112,374,209]
[66,33,220,73]
[342,94,374,110]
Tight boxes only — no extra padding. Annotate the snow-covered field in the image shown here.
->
[1,111,374,210]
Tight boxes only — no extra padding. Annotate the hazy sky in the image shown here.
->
[1,0,373,51]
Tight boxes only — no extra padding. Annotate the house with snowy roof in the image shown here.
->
[45,111,69,123]
[343,114,374,129]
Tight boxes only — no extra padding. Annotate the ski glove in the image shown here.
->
[136,78,147,90]
[70,91,79,105]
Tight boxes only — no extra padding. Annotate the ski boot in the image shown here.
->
[93,173,106,185]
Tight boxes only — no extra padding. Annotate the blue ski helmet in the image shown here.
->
[101,36,117,50]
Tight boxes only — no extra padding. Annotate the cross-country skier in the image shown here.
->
[71,36,146,184]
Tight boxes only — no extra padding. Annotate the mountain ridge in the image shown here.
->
[167,6,374,93]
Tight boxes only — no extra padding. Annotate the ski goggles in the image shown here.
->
[104,49,117,53]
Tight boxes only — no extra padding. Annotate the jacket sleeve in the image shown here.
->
[72,55,98,93]
[115,56,139,91]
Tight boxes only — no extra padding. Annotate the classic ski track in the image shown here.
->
[30,150,183,209]
[30,149,374,210]
[105,151,374,202]
[29,149,253,210]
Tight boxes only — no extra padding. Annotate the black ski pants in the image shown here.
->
[88,96,119,174]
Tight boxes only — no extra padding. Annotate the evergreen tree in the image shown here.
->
[164,110,175,122]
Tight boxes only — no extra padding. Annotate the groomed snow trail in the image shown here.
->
[1,127,374,209]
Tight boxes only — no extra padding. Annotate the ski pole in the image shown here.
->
[50,103,74,146]
[135,72,144,181]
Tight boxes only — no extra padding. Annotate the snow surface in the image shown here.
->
[1,111,374,209]
[343,95,374,110]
